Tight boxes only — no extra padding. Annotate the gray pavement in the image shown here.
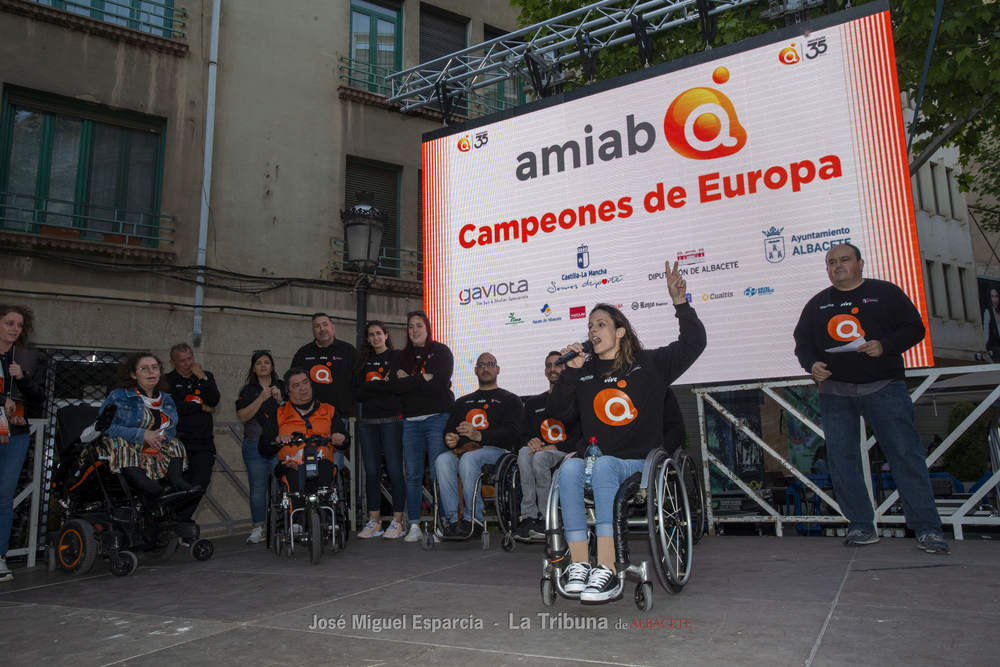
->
[1,532,996,666]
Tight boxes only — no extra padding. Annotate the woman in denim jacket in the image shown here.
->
[97,352,196,502]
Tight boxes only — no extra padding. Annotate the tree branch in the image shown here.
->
[909,92,997,175]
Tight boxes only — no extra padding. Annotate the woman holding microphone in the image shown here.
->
[549,261,706,604]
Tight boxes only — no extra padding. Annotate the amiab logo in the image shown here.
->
[594,382,638,427]
[540,418,566,444]
[466,408,489,430]
[663,67,747,161]
[779,45,801,65]
[310,364,333,384]
[457,136,471,152]
[365,370,383,382]
[828,309,865,342]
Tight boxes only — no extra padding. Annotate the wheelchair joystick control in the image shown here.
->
[584,437,602,492]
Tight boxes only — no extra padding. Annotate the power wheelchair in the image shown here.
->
[539,446,703,610]
[266,433,351,564]
[48,405,213,577]
[420,451,520,551]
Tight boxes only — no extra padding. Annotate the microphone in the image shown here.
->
[557,340,594,365]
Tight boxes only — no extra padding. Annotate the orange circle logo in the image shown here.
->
[779,46,800,65]
[540,418,566,444]
[184,394,203,404]
[310,365,333,384]
[458,136,471,152]
[466,409,489,430]
[827,314,865,342]
[366,371,382,382]
[594,388,638,426]
[663,84,747,161]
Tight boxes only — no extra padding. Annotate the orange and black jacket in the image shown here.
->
[257,401,350,476]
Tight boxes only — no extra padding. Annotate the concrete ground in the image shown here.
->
[1,532,996,667]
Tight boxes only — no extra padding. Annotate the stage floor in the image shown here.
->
[1,532,995,666]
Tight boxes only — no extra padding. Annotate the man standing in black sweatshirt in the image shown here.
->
[166,343,220,525]
[435,352,523,536]
[292,313,357,470]
[793,243,948,554]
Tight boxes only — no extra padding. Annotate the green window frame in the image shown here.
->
[348,0,403,96]
[39,1,179,39]
[482,26,526,113]
[0,88,167,247]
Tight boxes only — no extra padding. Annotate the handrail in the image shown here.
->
[33,0,187,38]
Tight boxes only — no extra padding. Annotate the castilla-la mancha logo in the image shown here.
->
[663,67,747,160]
[763,226,785,264]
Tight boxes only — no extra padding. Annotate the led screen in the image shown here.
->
[422,3,931,397]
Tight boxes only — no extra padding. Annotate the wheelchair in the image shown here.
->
[420,451,520,551]
[48,405,213,578]
[539,447,696,610]
[266,433,350,565]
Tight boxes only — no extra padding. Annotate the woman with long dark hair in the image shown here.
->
[235,350,285,544]
[394,310,454,542]
[549,262,706,604]
[352,321,406,539]
[0,305,44,581]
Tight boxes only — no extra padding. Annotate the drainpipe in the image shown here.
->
[193,0,221,347]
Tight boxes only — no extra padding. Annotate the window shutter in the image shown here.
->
[419,9,467,65]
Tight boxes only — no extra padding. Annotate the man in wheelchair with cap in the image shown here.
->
[258,367,349,501]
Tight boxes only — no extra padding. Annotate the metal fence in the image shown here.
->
[696,365,1000,539]
[31,0,186,39]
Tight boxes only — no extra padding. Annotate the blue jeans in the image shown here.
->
[358,420,406,514]
[0,433,32,556]
[402,414,449,522]
[435,447,504,524]
[335,417,348,473]
[560,456,644,543]
[818,380,942,536]
[242,438,277,526]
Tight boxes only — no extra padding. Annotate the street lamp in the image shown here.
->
[341,190,386,351]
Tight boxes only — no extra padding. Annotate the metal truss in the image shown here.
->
[386,0,762,114]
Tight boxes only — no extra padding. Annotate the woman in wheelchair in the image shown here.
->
[549,262,706,604]
[97,352,198,507]
[258,367,349,504]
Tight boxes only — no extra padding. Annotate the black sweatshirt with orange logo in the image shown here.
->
[394,343,456,418]
[352,349,402,420]
[521,392,579,454]
[291,338,357,417]
[548,302,706,460]
[443,388,524,452]
[793,279,925,384]
[165,370,220,452]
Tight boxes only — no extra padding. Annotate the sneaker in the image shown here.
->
[383,521,404,539]
[292,524,303,536]
[178,538,193,548]
[843,529,880,547]
[917,532,951,555]
[358,520,384,539]
[528,519,546,540]
[403,524,423,543]
[564,561,591,594]
[513,517,534,539]
[0,555,12,582]
[247,526,265,544]
[580,565,622,604]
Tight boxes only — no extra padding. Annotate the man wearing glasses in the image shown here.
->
[435,353,523,536]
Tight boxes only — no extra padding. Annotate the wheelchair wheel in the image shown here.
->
[55,519,97,576]
[540,578,557,607]
[110,550,138,577]
[422,532,435,550]
[501,533,515,552]
[634,582,654,611]
[309,510,322,565]
[678,451,706,544]
[190,539,214,561]
[647,453,693,594]
[481,530,490,550]
[147,537,178,561]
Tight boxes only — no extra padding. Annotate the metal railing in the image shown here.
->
[0,191,174,247]
[7,420,46,568]
[696,365,1000,539]
[339,55,520,118]
[331,239,422,280]
[32,0,186,39]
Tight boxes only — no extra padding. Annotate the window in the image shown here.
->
[479,25,525,113]
[958,266,969,321]
[35,1,181,39]
[941,262,954,319]
[345,158,400,277]
[420,6,468,67]
[0,89,165,246]
[924,260,938,317]
[945,167,956,219]
[929,162,942,215]
[347,0,402,96]
[912,173,924,211]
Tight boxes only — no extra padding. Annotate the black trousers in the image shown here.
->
[176,449,216,522]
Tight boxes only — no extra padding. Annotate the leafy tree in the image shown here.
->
[944,401,990,482]
[510,0,999,226]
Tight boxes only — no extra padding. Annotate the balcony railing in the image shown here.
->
[338,56,519,118]
[0,191,174,248]
[31,0,186,39]
[331,239,422,281]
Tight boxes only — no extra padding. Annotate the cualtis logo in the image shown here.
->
[457,136,471,152]
[663,67,747,161]
[779,45,801,65]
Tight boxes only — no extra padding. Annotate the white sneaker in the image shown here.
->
[247,526,265,544]
[403,524,423,543]
[0,555,12,582]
